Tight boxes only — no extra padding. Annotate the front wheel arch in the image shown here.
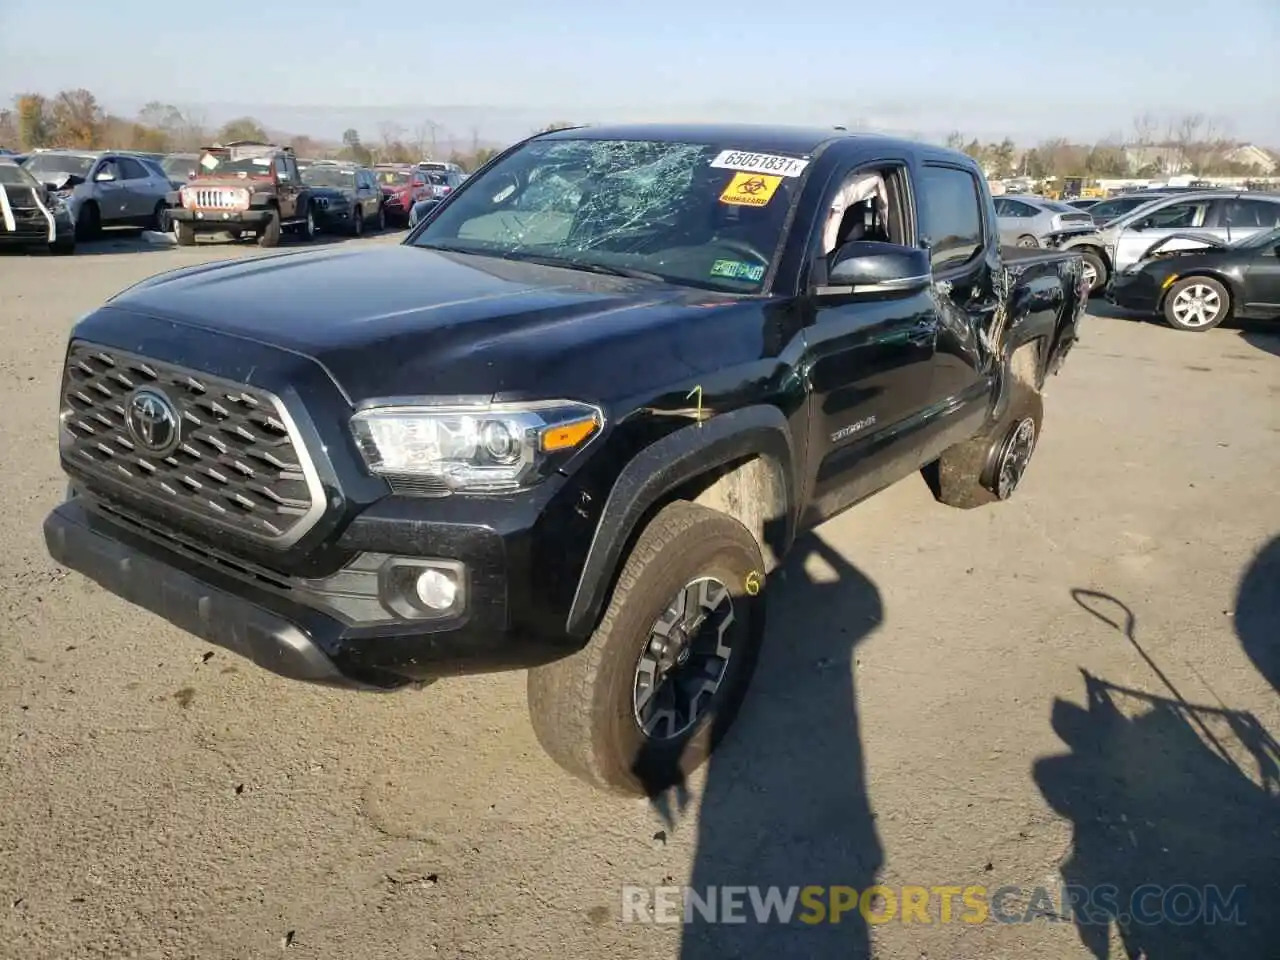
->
[565,406,797,640]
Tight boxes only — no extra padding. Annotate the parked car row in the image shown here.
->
[993,187,1280,329]
[0,145,471,252]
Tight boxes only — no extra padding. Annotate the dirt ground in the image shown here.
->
[1,231,1278,960]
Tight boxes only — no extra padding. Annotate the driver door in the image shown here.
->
[92,157,129,225]
[801,159,938,523]
[274,155,299,220]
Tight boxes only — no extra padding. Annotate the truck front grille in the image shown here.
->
[192,188,242,209]
[60,342,323,546]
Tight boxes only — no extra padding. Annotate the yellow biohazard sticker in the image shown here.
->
[720,172,782,207]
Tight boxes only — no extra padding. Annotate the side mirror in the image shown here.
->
[816,241,931,297]
[94,170,116,183]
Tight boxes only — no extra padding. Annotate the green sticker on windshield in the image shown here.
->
[710,259,764,282]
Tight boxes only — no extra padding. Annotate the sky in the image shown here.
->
[2,0,1277,147]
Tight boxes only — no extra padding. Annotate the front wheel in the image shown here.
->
[1076,249,1107,295]
[375,205,386,232]
[1163,276,1230,331]
[350,206,364,237]
[257,211,281,247]
[74,202,100,242]
[151,201,169,232]
[527,501,767,795]
[297,206,317,242]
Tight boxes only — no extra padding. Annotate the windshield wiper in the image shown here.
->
[498,251,668,283]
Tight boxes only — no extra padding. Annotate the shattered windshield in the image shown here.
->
[410,137,807,292]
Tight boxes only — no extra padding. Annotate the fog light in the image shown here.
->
[377,557,468,620]
[415,568,457,610]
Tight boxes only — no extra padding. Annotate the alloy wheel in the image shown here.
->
[995,417,1037,499]
[1170,284,1221,327]
[632,576,736,741]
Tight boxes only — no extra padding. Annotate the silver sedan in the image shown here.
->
[993,195,1098,249]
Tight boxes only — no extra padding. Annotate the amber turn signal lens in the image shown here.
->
[540,416,599,452]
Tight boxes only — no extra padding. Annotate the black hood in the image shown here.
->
[94,244,762,407]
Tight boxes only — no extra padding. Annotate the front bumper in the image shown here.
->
[170,208,276,229]
[44,495,573,689]
[1106,269,1165,313]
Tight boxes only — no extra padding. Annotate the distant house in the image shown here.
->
[1123,146,1186,175]
[1221,144,1276,173]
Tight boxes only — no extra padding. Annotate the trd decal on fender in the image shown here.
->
[831,416,876,443]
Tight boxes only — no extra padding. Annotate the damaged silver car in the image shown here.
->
[0,158,75,254]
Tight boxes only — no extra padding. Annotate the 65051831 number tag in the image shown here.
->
[709,150,809,178]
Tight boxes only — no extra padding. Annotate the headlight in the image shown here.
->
[350,400,604,493]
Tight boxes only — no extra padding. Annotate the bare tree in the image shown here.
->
[175,108,208,151]
[944,130,966,150]
[1131,112,1158,147]
[409,120,436,159]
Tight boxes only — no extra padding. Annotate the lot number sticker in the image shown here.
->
[710,259,765,282]
[710,150,809,178]
[719,172,783,208]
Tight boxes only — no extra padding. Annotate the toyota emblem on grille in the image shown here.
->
[125,388,181,455]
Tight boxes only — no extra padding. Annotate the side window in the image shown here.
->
[993,198,1012,217]
[94,159,121,182]
[274,157,293,182]
[1225,199,1280,229]
[919,164,983,270]
[1142,201,1205,229]
[118,157,148,180]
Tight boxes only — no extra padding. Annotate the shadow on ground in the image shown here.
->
[1236,535,1280,694]
[1238,325,1280,359]
[1034,590,1280,959]
[637,531,885,958]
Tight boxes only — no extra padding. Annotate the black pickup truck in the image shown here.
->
[44,124,1086,795]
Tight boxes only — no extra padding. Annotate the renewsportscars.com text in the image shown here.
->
[621,884,1247,926]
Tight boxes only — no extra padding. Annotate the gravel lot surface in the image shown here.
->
[2,230,1278,959]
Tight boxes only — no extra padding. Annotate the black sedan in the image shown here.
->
[299,161,385,236]
[1108,226,1280,331]
[0,158,76,253]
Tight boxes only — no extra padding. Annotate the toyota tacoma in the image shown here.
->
[44,124,1086,795]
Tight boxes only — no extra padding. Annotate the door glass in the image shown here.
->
[1226,200,1280,229]
[919,165,983,270]
[118,157,148,180]
[1142,202,1205,229]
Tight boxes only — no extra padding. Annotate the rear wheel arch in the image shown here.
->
[565,406,796,640]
